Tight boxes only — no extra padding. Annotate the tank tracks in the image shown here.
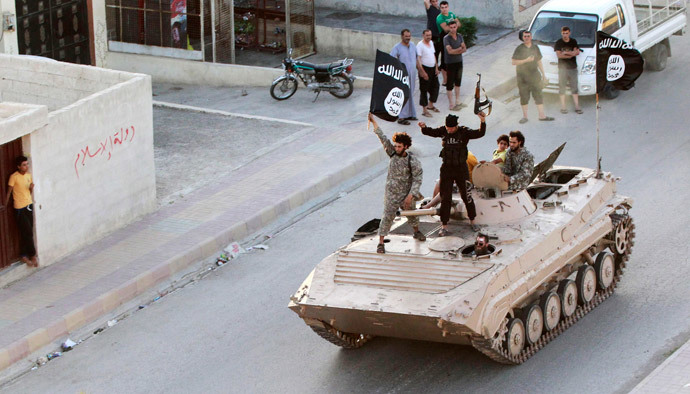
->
[470,213,635,365]
[309,323,373,349]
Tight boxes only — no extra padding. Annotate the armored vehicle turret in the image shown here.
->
[288,149,635,363]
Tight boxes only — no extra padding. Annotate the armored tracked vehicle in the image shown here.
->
[288,149,635,364]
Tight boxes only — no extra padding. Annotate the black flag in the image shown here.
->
[596,31,644,93]
[370,50,411,122]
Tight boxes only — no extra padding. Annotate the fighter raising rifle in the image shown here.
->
[474,73,493,116]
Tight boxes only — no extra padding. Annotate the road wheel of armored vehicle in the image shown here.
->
[309,323,372,349]
[504,318,526,357]
[517,305,543,345]
[576,265,597,304]
[540,292,561,331]
[558,279,578,318]
[610,215,634,257]
[594,252,616,289]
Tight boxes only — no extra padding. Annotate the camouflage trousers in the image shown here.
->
[378,192,419,237]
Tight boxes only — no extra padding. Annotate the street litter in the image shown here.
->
[224,242,245,259]
[107,319,117,327]
[46,352,61,360]
[246,244,269,251]
[93,328,104,335]
[61,339,77,352]
[153,296,161,302]
[36,356,48,365]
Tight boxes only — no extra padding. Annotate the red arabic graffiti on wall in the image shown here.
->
[74,126,136,179]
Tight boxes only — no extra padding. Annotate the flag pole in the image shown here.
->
[594,30,601,179]
[596,93,601,179]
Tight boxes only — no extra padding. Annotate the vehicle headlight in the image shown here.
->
[582,56,596,74]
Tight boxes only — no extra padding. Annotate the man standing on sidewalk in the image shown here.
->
[512,30,554,124]
[423,0,442,65]
[444,20,467,111]
[368,113,425,254]
[554,26,583,114]
[4,156,38,267]
[391,29,418,125]
[419,112,486,236]
[417,29,440,117]
[436,1,459,87]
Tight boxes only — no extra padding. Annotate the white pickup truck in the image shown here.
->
[528,0,687,98]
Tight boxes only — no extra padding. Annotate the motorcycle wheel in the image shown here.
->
[270,75,298,100]
[329,74,354,99]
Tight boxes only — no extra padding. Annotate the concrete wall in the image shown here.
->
[0,55,130,111]
[105,51,373,88]
[315,0,545,28]
[315,25,399,60]
[0,55,156,266]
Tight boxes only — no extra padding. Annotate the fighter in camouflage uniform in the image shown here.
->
[368,113,425,254]
[502,130,535,190]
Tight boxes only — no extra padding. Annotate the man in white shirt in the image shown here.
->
[416,29,440,118]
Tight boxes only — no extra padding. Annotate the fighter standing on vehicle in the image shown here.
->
[368,114,425,254]
[419,112,486,235]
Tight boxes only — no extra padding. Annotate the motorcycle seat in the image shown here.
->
[295,60,345,72]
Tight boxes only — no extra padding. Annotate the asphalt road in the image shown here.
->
[3,35,689,393]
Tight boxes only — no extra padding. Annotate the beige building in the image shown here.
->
[0,54,155,281]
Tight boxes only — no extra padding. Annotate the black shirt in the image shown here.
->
[512,43,542,79]
[426,6,441,38]
[554,38,579,69]
[421,123,486,166]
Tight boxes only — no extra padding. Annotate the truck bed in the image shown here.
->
[634,0,687,49]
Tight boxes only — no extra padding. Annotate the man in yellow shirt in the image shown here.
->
[4,156,38,267]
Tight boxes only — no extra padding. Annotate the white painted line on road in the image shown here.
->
[152,101,314,127]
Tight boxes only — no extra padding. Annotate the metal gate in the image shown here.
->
[0,138,23,270]
[15,0,92,64]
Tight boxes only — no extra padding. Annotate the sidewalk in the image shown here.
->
[631,338,690,393]
[0,121,388,374]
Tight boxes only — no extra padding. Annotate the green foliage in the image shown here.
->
[458,16,478,48]
[235,19,255,35]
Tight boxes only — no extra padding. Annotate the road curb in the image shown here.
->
[630,338,690,393]
[0,137,387,374]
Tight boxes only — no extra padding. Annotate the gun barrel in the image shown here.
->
[398,208,439,217]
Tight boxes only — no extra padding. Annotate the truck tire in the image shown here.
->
[646,41,669,71]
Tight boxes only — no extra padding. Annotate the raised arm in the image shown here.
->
[423,0,431,9]
[369,114,395,156]
[418,122,446,138]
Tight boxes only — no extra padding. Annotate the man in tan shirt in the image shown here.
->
[4,155,38,267]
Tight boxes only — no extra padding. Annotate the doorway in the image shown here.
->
[0,138,24,270]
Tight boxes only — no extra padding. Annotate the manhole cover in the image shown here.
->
[327,11,362,20]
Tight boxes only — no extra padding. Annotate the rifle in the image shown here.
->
[474,73,493,116]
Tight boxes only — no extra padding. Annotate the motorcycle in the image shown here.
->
[270,49,356,101]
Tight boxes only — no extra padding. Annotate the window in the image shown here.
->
[106,0,202,58]
[601,6,621,34]
[530,11,598,47]
[617,4,626,28]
